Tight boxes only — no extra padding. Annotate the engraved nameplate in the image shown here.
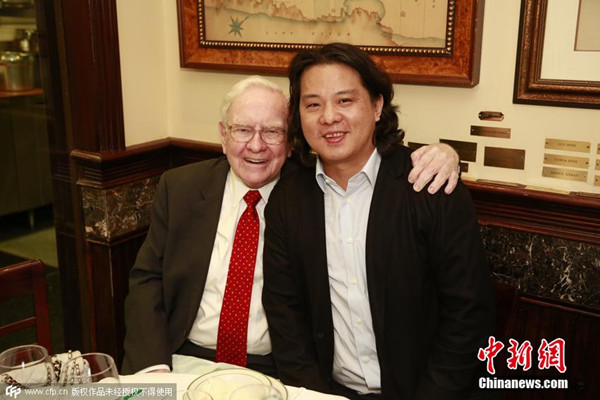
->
[545,139,591,153]
[459,161,469,174]
[440,139,477,162]
[544,154,589,169]
[471,126,511,138]
[542,167,588,182]
[484,147,525,169]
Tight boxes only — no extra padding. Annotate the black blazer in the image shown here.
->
[122,157,230,374]
[263,145,495,400]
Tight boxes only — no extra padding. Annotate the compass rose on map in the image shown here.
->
[228,16,249,37]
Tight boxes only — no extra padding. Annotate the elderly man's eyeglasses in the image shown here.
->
[225,123,287,145]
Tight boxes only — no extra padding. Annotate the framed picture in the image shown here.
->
[514,0,600,109]
[177,0,485,87]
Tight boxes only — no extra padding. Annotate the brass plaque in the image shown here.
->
[484,147,525,169]
[478,111,504,121]
[544,153,589,169]
[545,139,591,153]
[542,167,588,182]
[459,161,469,174]
[470,126,511,138]
[440,139,477,162]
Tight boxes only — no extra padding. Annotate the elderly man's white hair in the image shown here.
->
[220,75,286,121]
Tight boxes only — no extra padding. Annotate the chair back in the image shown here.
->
[0,259,52,353]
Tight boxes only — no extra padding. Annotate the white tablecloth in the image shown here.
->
[119,355,349,400]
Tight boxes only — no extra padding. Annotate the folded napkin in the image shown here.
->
[0,350,81,388]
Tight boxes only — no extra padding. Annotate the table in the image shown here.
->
[119,355,349,400]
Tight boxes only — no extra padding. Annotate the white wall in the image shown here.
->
[116,0,169,144]
[117,0,600,194]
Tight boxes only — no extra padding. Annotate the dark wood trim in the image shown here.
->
[35,0,87,352]
[495,284,600,398]
[71,139,171,189]
[60,0,125,152]
[170,138,224,167]
[71,138,223,189]
[521,295,600,320]
[37,0,128,355]
[465,180,600,245]
[85,231,148,363]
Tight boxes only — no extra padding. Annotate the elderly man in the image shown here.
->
[122,75,460,376]
[263,43,495,399]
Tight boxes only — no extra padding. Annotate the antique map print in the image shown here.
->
[203,0,449,48]
[575,0,600,51]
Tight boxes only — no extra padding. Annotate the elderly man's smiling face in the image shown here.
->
[219,85,290,189]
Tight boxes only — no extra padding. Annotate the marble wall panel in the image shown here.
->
[82,176,159,241]
[481,226,600,310]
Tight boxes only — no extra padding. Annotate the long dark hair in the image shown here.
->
[288,42,404,166]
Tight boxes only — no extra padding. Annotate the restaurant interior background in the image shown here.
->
[1,0,599,398]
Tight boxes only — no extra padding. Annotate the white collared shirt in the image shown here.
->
[188,170,277,355]
[316,150,382,394]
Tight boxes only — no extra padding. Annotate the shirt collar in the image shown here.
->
[228,169,279,205]
[315,149,381,193]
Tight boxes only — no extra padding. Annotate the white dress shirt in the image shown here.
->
[188,170,277,355]
[316,150,382,394]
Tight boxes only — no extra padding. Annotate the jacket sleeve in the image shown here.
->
[414,183,495,399]
[122,174,172,374]
[262,183,333,393]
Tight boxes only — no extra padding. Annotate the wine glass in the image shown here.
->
[0,344,53,387]
[229,384,284,400]
[59,352,120,385]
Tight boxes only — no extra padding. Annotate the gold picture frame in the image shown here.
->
[513,0,600,109]
[177,0,485,87]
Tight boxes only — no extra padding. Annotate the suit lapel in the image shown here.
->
[366,148,408,348]
[185,159,230,327]
[300,170,335,371]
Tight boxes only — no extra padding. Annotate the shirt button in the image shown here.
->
[362,356,370,363]
[351,278,357,285]
[346,198,351,204]
[356,318,362,325]
[346,237,353,243]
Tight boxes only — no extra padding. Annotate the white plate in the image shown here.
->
[267,376,288,400]
[187,368,272,399]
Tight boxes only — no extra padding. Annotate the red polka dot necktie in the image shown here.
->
[216,189,262,366]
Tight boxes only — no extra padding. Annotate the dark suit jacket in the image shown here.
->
[122,157,230,374]
[263,145,495,400]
